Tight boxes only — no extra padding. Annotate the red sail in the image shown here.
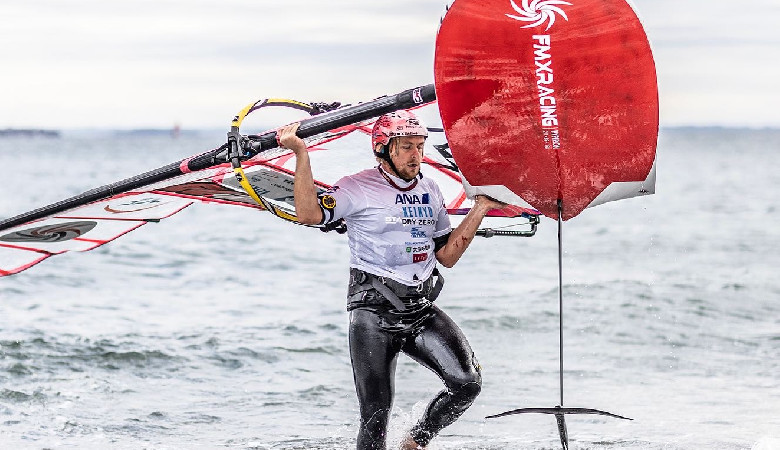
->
[435,0,658,220]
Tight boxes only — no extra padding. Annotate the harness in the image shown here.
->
[348,268,445,312]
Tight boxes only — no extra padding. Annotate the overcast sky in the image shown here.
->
[1,0,779,129]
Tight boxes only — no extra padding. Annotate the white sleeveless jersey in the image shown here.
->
[320,166,451,286]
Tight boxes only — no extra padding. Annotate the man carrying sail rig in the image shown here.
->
[277,110,505,450]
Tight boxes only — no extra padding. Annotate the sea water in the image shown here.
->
[1,128,778,449]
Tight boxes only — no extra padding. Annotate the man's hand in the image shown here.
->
[473,195,507,215]
[277,122,307,155]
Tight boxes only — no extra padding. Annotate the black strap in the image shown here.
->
[368,277,409,311]
[428,268,444,301]
[348,268,445,312]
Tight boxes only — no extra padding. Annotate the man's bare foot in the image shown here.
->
[399,435,425,449]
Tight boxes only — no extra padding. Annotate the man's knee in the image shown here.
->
[454,377,482,403]
[450,353,482,398]
[446,368,482,405]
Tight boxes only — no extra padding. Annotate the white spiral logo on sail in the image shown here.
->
[506,0,572,31]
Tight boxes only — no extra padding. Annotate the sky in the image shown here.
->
[1,0,779,129]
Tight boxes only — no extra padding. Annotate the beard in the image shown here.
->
[395,163,420,180]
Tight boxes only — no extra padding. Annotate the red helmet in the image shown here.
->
[371,110,428,154]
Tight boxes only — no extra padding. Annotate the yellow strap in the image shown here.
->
[231,98,313,128]
[262,201,300,223]
[231,100,260,129]
[233,166,264,204]
[230,97,315,223]
[233,166,300,224]
[265,98,313,111]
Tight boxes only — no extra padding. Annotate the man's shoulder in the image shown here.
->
[331,168,379,200]
[350,167,379,180]
[336,168,379,187]
[333,168,360,181]
[418,173,444,191]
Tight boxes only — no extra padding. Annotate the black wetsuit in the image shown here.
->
[348,289,482,449]
[317,165,481,448]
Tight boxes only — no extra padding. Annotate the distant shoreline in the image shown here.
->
[0,128,61,138]
[0,128,214,139]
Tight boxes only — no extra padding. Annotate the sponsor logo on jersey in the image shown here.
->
[410,227,427,238]
[395,193,430,205]
[413,253,428,263]
[402,206,435,218]
[406,243,431,253]
[385,217,436,226]
[320,195,336,209]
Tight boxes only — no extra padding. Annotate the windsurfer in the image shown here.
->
[278,110,504,450]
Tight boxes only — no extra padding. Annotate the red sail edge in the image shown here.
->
[434,0,659,220]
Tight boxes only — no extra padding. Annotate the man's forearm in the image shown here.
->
[435,202,491,268]
[293,151,323,225]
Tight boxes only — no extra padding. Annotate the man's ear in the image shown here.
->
[376,140,394,155]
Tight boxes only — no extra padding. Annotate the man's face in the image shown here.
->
[387,136,425,180]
